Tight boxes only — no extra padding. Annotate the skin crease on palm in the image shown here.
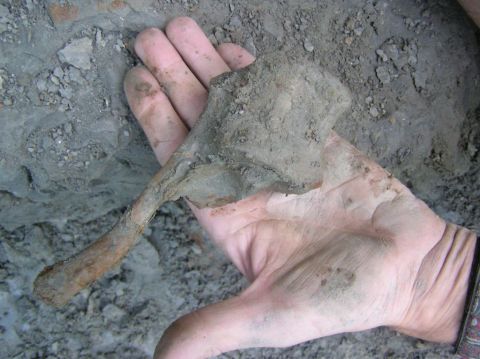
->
[123,17,477,359]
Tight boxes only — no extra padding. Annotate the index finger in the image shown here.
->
[166,17,231,87]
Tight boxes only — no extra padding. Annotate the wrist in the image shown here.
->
[394,223,477,343]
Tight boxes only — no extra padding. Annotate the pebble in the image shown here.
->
[95,29,105,48]
[191,244,202,255]
[344,17,355,32]
[303,38,314,52]
[263,14,283,42]
[214,26,227,43]
[243,36,256,57]
[412,71,427,90]
[143,226,152,237]
[53,67,64,79]
[369,106,379,117]
[46,82,58,93]
[207,33,218,46]
[114,39,123,52]
[51,342,59,354]
[353,27,364,36]
[102,303,126,322]
[375,66,390,84]
[3,97,12,106]
[408,54,417,66]
[344,36,354,46]
[59,87,73,99]
[57,37,93,70]
[50,75,60,85]
[64,123,73,134]
[228,15,242,28]
[376,49,388,62]
[36,78,47,92]
[61,234,73,242]
[67,67,84,84]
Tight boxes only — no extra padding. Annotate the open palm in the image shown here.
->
[124,17,473,359]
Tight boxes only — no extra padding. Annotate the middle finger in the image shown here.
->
[134,27,208,128]
[165,17,231,87]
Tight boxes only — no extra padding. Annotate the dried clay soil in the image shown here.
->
[1,0,479,358]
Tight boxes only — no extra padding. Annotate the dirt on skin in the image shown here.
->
[33,53,351,307]
[0,0,479,358]
[166,52,352,206]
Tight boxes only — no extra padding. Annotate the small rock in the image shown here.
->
[102,303,126,322]
[3,97,12,106]
[214,26,226,43]
[67,67,84,84]
[228,15,242,28]
[384,44,399,62]
[376,49,388,62]
[353,27,364,36]
[344,36,354,46]
[61,233,73,242]
[365,96,373,104]
[46,82,58,93]
[375,66,390,84]
[263,14,283,42]
[36,78,47,92]
[369,106,379,117]
[53,67,64,79]
[191,244,202,255]
[95,28,105,48]
[207,33,218,46]
[64,122,73,134]
[143,226,152,237]
[421,9,431,18]
[243,36,256,57]
[50,341,59,354]
[303,38,314,52]
[50,75,60,85]
[114,39,124,52]
[412,71,427,91]
[59,86,73,99]
[344,17,355,32]
[408,54,417,66]
[58,37,93,70]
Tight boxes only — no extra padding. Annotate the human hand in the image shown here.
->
[124,17,477,359]
[458,0,480,27]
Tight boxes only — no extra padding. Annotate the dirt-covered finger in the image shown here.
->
[217,43,256,70]
[124,66,188,165]
[166,17,231,87]
[134,27,207,128]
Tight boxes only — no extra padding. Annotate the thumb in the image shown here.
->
[154,293,269,359]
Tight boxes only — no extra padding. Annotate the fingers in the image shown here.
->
[124,66,188,165]
[165,17,231,87]
[154,295,262,359]
[217,43,256,70]
[129,19,257,167]
[134,27,207,127]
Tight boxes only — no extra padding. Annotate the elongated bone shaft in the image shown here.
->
[33,160,178,307]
